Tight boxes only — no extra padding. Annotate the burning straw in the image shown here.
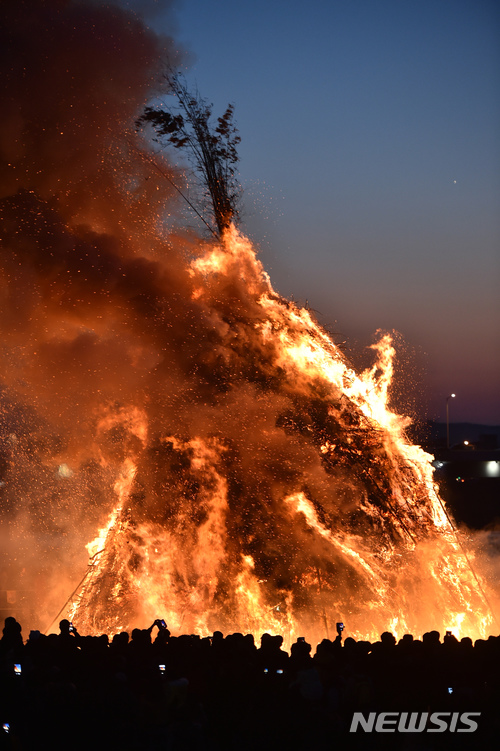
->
[0,0,497,643]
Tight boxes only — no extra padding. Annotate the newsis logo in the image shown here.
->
[350,712,480,734]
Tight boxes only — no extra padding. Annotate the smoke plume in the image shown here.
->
[0,0,187,626]
[0,1,496,642]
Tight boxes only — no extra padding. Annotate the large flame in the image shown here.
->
[0,0,496,645]
[68,227,495,642]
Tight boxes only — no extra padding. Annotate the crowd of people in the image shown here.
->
[1,616,499,750]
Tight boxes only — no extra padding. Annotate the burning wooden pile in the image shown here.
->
[68,229,495,642]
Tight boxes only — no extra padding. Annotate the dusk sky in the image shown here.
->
[130,0,499,425]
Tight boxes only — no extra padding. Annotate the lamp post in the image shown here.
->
[446,393,456,449]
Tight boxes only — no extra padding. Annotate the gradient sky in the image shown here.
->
[129,0,500,425]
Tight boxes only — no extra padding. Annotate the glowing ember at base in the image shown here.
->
[67,228,496,643]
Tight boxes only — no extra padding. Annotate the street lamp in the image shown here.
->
[446,393,456,449]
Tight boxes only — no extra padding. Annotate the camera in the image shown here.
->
[69,623,75,633]
[14,664,21,676]
[336,622,344,632]
[159,664,166,673]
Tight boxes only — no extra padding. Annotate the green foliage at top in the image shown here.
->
[136,73,241,238]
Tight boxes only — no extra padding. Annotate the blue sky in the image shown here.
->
[131,0,499,424]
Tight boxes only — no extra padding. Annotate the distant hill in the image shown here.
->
[407,422,500,450]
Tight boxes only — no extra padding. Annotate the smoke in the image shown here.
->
[0,2,497,641]
[0,0,189,627]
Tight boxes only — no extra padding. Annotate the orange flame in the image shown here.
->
[69,227,496,643]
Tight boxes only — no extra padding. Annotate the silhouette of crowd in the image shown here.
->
[1,616,499,750]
